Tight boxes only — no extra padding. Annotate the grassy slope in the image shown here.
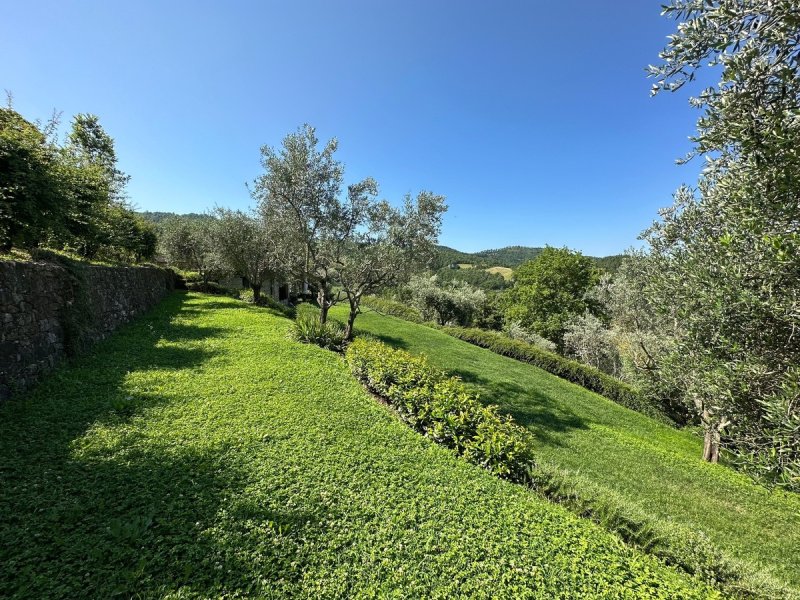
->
[486,266,514,280]
[334,306,800,590]
[0,293,713,599]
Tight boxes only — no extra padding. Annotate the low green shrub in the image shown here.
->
[292,312,348,352]
[441,326,675,425]
[361,295,425,323]
[346,338,536,483]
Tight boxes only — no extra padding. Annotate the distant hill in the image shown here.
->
[433,245,627,275]
[473,246,544,268]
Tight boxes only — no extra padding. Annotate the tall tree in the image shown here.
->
[334,190,446,338]
[0,108,63,250]
[637,1,800,474]
[501,247,600,349]
[253,124,345,323]
[213,208,287,302]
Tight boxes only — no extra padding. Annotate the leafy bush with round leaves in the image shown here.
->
[346,338,536,483]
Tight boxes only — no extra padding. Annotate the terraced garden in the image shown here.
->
[0,293,716,598]
[331,305,800,594]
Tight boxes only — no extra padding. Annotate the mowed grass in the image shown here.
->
[334,305,800,591]
[0,293,715,599]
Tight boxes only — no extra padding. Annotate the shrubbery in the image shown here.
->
[345,338,536,483]
[0,108,155,262]
[291,311,348,352]
[441,326,674,425]
[408,275,486,326]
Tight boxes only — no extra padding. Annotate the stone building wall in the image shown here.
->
[0,260,175,400]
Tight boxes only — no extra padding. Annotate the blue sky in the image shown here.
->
[2,0,709,256]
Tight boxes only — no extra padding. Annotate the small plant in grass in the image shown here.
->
[291,312,348,352]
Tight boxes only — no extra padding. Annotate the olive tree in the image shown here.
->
[159,216,221,285]
[213,208,287,302]
[637,0,800,474]
[408,275,486,326]
[253,124,347,323]
[333,190,446,339]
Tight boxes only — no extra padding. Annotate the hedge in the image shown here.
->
[346,338,536,483]
[440,326,675,425]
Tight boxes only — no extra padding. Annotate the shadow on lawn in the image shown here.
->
[0,292,316,598]
[450,367,589,448]
[366,332,410,350]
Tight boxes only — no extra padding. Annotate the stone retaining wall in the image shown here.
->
[0,260,175,400]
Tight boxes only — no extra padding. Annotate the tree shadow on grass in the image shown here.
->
[369,332,409,350]
[450,367,589,448]
[0,292,325,597]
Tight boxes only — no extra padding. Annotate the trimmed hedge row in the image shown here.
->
[441,326,674,425]
[346,338,536,483]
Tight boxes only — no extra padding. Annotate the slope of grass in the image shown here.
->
[486,265,514,280]
[0,293,715,599]
[336,306,800,592]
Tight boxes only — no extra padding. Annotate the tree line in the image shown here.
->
[0,105,156,262]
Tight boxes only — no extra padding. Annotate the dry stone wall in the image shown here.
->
[0,260,175,400]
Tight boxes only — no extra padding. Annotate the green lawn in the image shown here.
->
[0,293,714,599]
[334,305,800,592]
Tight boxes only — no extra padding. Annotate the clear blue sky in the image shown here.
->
[2,0,709,256]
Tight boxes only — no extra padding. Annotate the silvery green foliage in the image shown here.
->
[212,208,288,300]
[506,320,557,353]
[253,124,346,317]
[158,216,223,285]
[562,313,622,377]
[408,275,486,326]
[332,189,446,337]
[640,1,800,474]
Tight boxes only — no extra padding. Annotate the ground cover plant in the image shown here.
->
[333,305,800,594]
[0,292,717,598]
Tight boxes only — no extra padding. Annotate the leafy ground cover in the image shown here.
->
[0,292,715,598]
[333,305,800,593]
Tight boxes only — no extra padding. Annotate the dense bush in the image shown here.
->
[0,108,154,262]
[346,338,536,483]
[408,274,486,326]
[292,311,348,352]
[506,320,557,352]
[562,312,622,376]
[441,326,674,425]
